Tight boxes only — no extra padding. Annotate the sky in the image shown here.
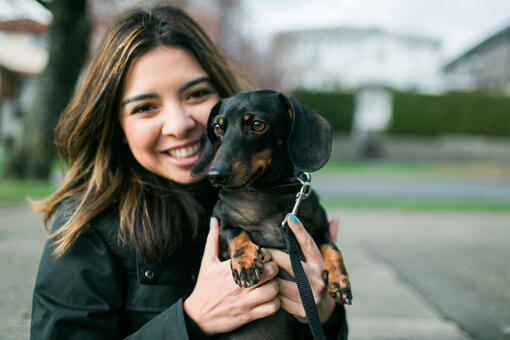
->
[240,0,510,62]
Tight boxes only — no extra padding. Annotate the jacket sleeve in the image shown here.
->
[30,209,192,340]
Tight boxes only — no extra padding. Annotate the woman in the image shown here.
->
[30,5,348,339]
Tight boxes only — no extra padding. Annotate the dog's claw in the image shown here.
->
[257,247,265,262]
[322,270,329,284]
[341,288,352,305]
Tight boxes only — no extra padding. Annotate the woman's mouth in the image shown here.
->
[163,141,201,168]
[168,142,200,159]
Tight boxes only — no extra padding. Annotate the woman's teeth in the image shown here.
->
[169,142,199,158]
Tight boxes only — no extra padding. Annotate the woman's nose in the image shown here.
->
[161,105,196,138]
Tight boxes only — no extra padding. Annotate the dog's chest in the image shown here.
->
[215,188,297,249]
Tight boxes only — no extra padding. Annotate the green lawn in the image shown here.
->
[0,179,55,204]
[322,199,510,211]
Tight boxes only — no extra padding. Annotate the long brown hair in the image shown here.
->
[34,5,251,260]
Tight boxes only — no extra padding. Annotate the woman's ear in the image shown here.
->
[278,93,333,172]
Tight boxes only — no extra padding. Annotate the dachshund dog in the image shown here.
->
[191,90,351,338]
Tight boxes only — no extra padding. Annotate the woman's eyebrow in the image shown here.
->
[121,76,211,106]
[121,93,159,106]
[178,76,211,93]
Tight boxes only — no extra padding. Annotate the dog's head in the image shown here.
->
[191,90,333,188]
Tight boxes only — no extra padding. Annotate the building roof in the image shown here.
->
[273,26,441,48]
[444,24,510,71]
[0,0,52,25]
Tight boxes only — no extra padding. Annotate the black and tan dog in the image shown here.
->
[191,89,351,303]
[191,90,351,338]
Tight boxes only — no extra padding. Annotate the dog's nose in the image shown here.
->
[207,164,230,186]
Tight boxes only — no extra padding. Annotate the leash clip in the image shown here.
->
[282,172,312,229]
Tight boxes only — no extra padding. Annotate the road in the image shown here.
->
[313,173,510,203]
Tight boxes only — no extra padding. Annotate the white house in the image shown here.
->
[443,25,510,95]
[0,0,50,155]
[271,27,443,94]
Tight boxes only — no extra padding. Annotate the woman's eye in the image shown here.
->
[251,120,266,132]
[187,89,212,101]
[212,123,223,135]
[132,103,155,114]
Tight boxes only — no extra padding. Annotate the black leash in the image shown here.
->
[281,172,326,340]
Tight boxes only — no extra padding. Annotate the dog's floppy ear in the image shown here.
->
[190,100,223,177]
[278,93,333,172]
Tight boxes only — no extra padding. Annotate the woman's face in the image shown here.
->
[119,46,220,184]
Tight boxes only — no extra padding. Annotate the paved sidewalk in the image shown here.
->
[0,205,46,340]
[336,210,471,339]
[0,205,476,340]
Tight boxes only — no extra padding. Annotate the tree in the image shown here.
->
[4,0,89,179]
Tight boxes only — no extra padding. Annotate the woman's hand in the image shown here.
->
[269,214,337,324]
[183,218,280,335]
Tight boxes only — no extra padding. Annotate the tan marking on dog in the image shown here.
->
[287,108,293,120]
[229,230,263,288]
[320,244,351,302]
[218,118,224,125]
[277,139,283,146]
[243,114,251,121]
[230,160,251,186]
[251,149,272,173]
[228,150,272,187]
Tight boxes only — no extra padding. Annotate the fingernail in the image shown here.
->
[289,213,299,224]
[210,218,214,229]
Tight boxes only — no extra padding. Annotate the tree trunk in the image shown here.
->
[4,0,89,179]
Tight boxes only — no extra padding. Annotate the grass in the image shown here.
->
[322,199,510,211]
[0,179,55,204]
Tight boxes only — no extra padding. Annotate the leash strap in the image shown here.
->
[282,173,326,340]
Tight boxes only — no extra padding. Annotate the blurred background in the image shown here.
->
[0,0,509,339]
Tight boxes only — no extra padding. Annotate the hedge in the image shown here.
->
[291,90,354,133]
[290,89,510,137]
[390,91,510,136]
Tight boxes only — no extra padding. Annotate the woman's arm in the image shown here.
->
[30,208,192,339]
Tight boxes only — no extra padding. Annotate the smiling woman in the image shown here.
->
[28,4,348,340]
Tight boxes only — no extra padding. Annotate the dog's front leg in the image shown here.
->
[225,228,266,288]
[320,241,352,305]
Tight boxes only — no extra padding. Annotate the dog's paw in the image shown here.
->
[230,246,265,288]
[320,244,352,305]
[323,269,352,305]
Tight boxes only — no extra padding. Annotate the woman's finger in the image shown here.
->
[268,248,293,277]
[246,297,281,322]
[247,261,279,289]
[285,213,322,265]
[329,218,339,243]
[201,217,220,264]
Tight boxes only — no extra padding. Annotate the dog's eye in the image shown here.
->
[212,123,223,135]
[251,121,266,132]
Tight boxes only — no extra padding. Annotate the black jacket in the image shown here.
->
[31,202,348,339]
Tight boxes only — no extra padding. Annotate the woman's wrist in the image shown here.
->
[183,295,210,334]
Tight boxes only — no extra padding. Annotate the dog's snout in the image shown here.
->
[207,164,230,186]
